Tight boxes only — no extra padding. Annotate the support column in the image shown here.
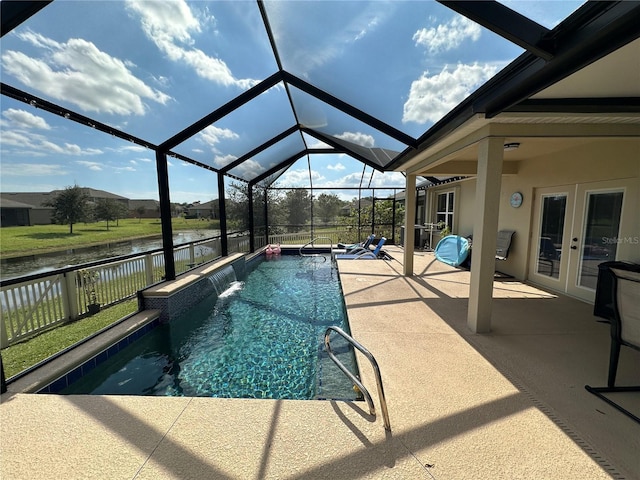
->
[248,184,255,252]
[217,173,228,257]
[467,137,504,333]
[403,174,417,276]
[156,150,175,280]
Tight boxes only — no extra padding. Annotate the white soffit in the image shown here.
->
[532,37,640,99]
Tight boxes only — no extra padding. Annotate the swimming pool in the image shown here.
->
[58,254,360,400]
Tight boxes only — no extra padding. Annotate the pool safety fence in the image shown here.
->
[0,236,224,347]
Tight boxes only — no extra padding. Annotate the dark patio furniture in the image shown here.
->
[586,265,640,424]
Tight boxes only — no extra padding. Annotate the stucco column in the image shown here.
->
[403,174,417,276]
[467,137,504,333]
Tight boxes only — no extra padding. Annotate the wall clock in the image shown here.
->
[510,192,523,208]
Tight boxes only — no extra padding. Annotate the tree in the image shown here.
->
[115,201,129,226]
[226,182,283,233]
[95,199,124,230]
[44,184,89,234]
[136,205,146,222]
[225,182,250,231]
[283,189,311,232]
[315,193,344,224]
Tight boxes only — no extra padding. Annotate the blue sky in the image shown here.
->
[0,0,583,203]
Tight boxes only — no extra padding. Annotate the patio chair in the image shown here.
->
[585,267,640,424]
[335,237,386,260]
[495,230,515,261]
[455,230,515,270]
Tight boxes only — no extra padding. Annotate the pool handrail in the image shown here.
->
[299,237,334,258]
[324,326,391,431]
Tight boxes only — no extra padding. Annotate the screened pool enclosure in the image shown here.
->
[1,0,589,280]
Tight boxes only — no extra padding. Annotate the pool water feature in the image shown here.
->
[59,254,360,400]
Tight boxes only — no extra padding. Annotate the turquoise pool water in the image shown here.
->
[60,255,359,400]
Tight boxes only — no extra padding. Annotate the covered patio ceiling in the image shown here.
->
[3,1,636,192]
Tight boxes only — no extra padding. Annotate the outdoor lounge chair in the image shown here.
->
[335,237,386,260]
[337,234,375,252]
[585,267,640,424]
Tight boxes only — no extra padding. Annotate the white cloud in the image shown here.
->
[327,163,346,171]
[126,0,258,89]
[413,17,481,54]
[2,31,171,116]
[118,145,148,153]
[2,108,51,130]
[76,160,103,171]
[229,159,264,179]
[114,166,137,173]
[368,171,406,187]
[275,168,324,187]
[0,163,68,176]
[335,132,375,148]
[403,63,499,124]
[213,153,237,169]
[1,129,104,156]
[198,125,239,149]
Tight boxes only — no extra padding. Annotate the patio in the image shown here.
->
[1,246,638,479]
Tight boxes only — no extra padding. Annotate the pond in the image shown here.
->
[0,230,219,281]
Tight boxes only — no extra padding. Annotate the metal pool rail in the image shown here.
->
[324,326,391,431]
[299,237,334,259]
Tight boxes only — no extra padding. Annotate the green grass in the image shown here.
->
[0,217,220,257]
[1,299,138,379]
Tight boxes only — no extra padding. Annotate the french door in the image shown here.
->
[530,180,631,303]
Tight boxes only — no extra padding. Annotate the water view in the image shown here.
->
[0,230,219,281]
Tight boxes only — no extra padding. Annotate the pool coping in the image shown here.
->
[143,252,246,298]
[2,309,161,397]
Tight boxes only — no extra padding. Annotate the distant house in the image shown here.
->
[0,188,130,227]
[128,199,160,219]
[60,188,129,209]
[0,192,56,226]
[186,200,218,219]
[0,198,33,227]
[339,198,372,217]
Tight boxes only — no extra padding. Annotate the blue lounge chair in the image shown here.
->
[335,237,386,260]
[337,234,375,252]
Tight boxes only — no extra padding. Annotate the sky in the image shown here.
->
[0,0,584,204]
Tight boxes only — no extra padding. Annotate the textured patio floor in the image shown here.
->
[1,246,639,479]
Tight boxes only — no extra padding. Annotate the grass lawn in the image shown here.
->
[1,299,138,379]
[0,217,220,257]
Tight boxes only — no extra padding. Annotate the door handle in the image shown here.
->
[572,238,578,242]
[570,245,577,250]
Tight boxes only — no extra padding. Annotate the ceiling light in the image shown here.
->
[504,142,520,151]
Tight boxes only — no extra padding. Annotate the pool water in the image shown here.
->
[60,255,360,400]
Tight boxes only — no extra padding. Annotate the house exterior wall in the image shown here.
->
[434,138,640,286]
[30,209,53,225]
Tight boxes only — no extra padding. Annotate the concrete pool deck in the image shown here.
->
[1,246,639,479]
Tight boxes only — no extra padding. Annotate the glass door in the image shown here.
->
[566,183,626,302]
[531,179,634,302]
[529,186,574,291]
